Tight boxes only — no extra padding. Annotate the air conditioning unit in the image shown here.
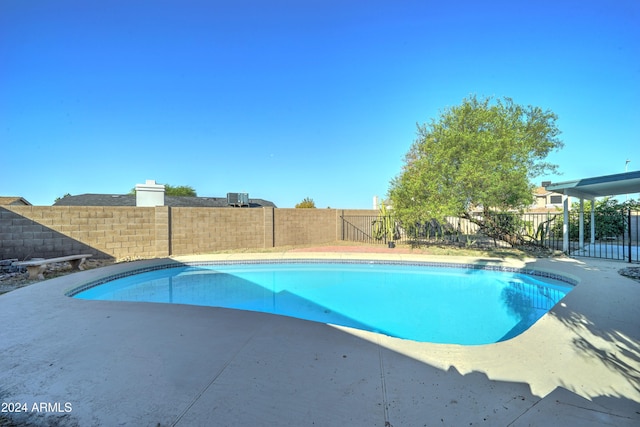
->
[227,192,249,207]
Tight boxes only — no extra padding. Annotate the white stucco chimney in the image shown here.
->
[135,180,165,206]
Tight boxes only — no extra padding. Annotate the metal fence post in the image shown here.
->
[628,208,632,263]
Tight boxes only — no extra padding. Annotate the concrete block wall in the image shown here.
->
[264,207,275,248]
[170,207,265,255]
[0,206,157,260]
[154,206,171,257]
[1,206,376,260]
[274,209,340,246]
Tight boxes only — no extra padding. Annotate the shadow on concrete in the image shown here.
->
[527,258,640,419]
[1,258,639,425]
[0,207,112,260]
[549,301,640,396]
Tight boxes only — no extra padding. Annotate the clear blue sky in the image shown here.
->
[2,0,638,208]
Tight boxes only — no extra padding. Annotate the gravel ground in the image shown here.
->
[619,266,640,282]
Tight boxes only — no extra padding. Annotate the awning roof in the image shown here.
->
[545,171,640,200]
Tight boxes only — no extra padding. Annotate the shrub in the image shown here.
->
[551,198,639,240]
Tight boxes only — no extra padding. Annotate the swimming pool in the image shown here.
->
[71,260,574,345]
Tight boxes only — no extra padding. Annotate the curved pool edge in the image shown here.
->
[64,254,580,298]
[174,252,584,285]
[1,253,639,425]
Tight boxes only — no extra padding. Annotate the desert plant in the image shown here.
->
[372,204,398,244]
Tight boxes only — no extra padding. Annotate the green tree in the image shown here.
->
[295,197,316,208]
[552,197,640,240]
[389,95,563,245]
[164,184,197,197]
[129,184,197,197]
[54,193,72,203]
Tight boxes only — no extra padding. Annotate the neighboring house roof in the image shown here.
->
[53,194,277,208]
[527,206,563,213]
[0,196,32,206]
[534,186,566,198]
[528,186,564,213]
[533,187,551,197]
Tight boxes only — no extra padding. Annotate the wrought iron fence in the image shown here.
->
[342,208,639,262]
[562,207,639,262]
[341,212,564,250]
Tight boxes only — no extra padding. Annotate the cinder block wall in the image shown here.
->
[273,209,339,246]
[0,206,158,260]
[1,206,377,260]
[170,207,265,255]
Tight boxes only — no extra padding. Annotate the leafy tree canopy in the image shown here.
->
[389,95,563,226]
[129,184,197,197]
[295,197,316,208]
[54,193,72,203]
[164,184,197,197]
[554,197,640,240]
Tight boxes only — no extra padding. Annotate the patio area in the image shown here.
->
[1,250,639,426]
[571,242,639,261]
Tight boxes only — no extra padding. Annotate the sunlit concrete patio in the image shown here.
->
[1,252,639,426]
[571,242,639,261]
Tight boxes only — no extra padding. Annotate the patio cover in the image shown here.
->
[545,170,640,200]
[544,171,640,253]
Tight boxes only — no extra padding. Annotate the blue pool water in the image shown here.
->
[73,262,573,345]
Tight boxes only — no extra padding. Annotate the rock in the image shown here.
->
[618,267,640,282]
[0,258,115,295]
[0,259,24,274]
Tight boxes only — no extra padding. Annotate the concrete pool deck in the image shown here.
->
[0,252,639,426]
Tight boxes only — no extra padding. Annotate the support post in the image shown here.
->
[579,198,584,250]
[563,195,570,253]
[263,207,275,248]
[337,209,345,241]
[154,206,171,257]
[590,201,596,245]
[628,208,632,263]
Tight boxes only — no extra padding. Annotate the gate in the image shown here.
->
[567,207,639,263]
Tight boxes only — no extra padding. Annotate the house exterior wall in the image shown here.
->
[0,206,371,260]
[531,187,564,212]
